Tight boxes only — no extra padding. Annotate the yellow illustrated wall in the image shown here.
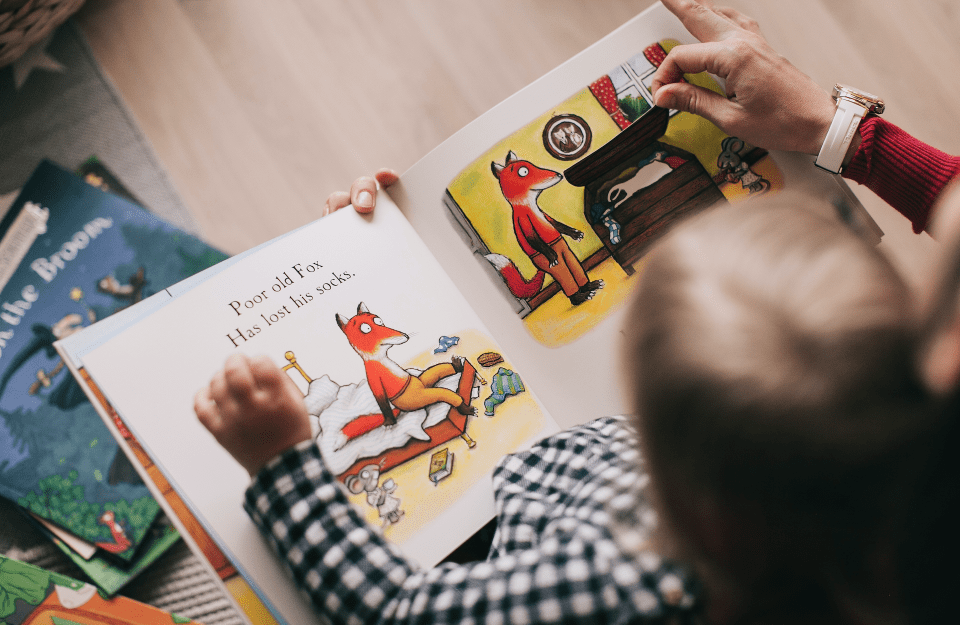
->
[658,40,729,179]
[447,87,622,285]
[445,40,784,348]
[446,40,737,288]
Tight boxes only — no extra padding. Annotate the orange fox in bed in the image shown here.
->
[336,302,475,428]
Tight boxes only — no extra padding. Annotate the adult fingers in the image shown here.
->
[713,6,762,35]
[650,41,732,95]
[659,0,740,43]
[653,81,738,133]
[350,176,378,214]
[324,191,350,216]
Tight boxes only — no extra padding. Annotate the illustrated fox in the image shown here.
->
[491,151,603,305]
[483,253,545,299]
[336,302,474,427]
[95,510,132,554]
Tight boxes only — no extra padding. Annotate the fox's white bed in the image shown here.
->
[284,353,481,480]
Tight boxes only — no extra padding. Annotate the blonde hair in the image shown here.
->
[626,200,927,619]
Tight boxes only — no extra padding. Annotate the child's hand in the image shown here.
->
[323,169,400,216]
[195,354,313,476]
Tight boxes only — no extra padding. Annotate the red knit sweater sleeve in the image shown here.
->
[842,117,960,233]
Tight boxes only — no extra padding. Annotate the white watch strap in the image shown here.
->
[815,98,868,174]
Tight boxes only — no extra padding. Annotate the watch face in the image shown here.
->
[833,84,885,114]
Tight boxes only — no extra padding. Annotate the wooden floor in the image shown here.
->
[76,0,960,280]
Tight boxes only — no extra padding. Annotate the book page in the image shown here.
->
[78,198,556,625]
[59,326,281,624]
[390,2,880,428]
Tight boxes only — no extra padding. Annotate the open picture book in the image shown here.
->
[55,3,881,623]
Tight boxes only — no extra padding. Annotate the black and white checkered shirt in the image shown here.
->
[245,416,701,624]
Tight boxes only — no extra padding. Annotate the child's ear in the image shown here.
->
[920,314,960,395]
[919,181,960,396]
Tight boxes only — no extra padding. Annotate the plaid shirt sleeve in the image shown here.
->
[245,416,701,624]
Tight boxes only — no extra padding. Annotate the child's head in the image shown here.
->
[893,179,960,625]
[625,200,929,621]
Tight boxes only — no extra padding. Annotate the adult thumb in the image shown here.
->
[654,82,732,129]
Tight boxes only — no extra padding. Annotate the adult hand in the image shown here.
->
[323,168,400,216]
[651,0,836,155]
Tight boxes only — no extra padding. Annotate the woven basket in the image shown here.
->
[0,0,86,68]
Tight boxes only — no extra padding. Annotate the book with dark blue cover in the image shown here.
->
[0,160,227,562]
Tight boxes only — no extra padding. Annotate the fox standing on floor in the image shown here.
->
[336,302,473,427]
[491,151,603,305]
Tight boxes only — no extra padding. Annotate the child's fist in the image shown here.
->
[195,353,312,476]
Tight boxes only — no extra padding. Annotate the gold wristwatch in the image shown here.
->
[815,84,885,174]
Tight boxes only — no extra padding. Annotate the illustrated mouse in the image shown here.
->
[717,136,770,194]
[344,461,404,527]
